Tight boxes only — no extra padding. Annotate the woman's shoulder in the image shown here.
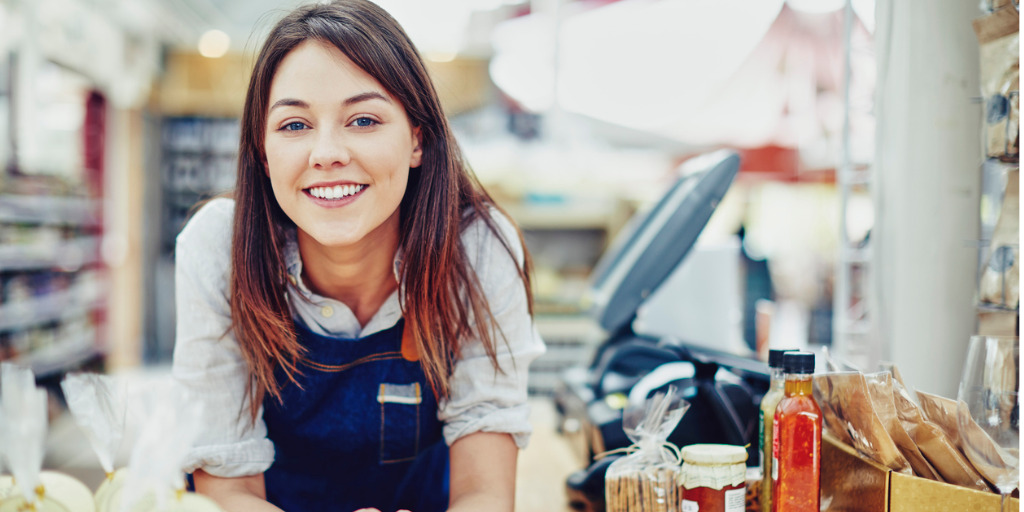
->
[177,197,236,248]
[175,197,236,274]
[461,205,525,269]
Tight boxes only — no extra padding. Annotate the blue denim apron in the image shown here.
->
[263,320,449,511]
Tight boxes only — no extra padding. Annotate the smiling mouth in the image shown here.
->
[305,184,367,200]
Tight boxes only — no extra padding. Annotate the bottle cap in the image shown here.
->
[768,349,796,368]
[680,444,748,465]
[783,352,815,374]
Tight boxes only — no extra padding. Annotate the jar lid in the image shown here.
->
[680,444,748,465]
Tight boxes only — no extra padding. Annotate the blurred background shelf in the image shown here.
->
[0,195,101,227]
[0,236,103,271]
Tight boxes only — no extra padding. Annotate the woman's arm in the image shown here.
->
[447,432,518,512]
[193,470,284,512]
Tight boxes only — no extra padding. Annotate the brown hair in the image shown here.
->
[230,0,532,420]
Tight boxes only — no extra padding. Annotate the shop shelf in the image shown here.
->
[0,236,103,271]
[0,195,101,227]
[16,330,102,377]
[0,284,106,331]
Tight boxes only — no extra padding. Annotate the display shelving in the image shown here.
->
[144,116,238,363]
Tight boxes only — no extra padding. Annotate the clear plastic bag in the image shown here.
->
[107,378,222,512]
[61,371,129,508]
[604,388,690,512]
[0,363,95,512]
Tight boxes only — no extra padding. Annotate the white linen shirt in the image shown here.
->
[172,197,546,478]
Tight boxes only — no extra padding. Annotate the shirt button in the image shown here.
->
[320,305,334,318]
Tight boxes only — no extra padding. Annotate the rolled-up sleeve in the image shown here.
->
[171,198,275,477]
[437,211,546,449]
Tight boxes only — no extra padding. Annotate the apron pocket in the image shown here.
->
[378,382,422,464]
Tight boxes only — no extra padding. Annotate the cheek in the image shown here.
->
[264,140,306,179]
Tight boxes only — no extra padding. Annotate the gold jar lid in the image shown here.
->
[680,444,748,465]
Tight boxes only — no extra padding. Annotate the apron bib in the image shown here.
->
[263,320,449,511]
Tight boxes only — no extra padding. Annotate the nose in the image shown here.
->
[309,127,351,169]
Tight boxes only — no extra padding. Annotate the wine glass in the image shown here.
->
[957,335,1019,511]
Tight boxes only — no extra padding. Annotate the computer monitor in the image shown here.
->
[584,149,741,337]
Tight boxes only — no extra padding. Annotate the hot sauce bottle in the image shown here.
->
[771,352,821,512]
[759,349,793,512]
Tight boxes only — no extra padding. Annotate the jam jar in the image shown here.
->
[680,444,747,512]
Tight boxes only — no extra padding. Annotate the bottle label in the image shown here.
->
[758,409,765,469]
[725,488,745,512]
[772,415,780,482]
[682,500,699,512]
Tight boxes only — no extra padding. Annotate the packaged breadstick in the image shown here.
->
[605,388,690,512]
[61,372,129,509]
[0,363,95,512]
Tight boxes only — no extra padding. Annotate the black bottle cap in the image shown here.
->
[783,352,815,374]
[768,349,797,368]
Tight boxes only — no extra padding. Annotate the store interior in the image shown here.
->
[0,0,1018,510]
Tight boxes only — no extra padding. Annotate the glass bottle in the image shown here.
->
[759,348,793,512]
[771,352,821,512]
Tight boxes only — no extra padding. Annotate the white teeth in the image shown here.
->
[309,184,364,200]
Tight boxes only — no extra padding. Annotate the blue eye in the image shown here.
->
[281,122,307,131]
[352,117,378,127]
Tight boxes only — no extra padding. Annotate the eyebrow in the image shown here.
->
[268,91,392,112]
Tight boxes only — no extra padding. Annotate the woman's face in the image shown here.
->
[264,39,422,250]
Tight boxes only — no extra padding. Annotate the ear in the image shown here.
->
[410,126,423,168]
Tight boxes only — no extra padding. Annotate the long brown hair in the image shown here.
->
[230,0,532,420]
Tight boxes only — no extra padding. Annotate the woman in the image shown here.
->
[171,1,545,510]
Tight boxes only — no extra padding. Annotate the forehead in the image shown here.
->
[268,39,390,104]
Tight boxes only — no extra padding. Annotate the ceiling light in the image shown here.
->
[785,0,846,13]
[198,29,230,58]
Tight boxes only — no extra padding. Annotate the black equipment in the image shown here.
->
[554,150,770,510]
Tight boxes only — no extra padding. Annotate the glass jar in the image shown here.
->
[680,444,747,512]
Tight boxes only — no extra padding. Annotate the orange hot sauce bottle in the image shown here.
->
[771,352,821,512]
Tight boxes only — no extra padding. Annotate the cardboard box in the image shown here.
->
[822,434,1020,511]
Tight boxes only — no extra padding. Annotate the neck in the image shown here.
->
[297,224,400,328]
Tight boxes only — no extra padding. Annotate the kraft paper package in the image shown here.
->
[811,371,912,475]
[919,389,1019,492]
[604,388,690,512]
[0,363,95,512]
[973,4,1019,160]
[104,379,223,512]
[815,348,857,448]
[60,372,129,510]
[888,366,990,491]
[863,372,941,480]
[978,169,1019,310]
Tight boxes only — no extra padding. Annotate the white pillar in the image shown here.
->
[873,0,982,397]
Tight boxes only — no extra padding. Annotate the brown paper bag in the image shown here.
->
[865,373,941,480]
[973,6,1020,160]
[889,373,990,491]
[812,372,911,474]
[979,169,1019,310]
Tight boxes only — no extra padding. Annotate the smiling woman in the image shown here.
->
[170,2,545,512]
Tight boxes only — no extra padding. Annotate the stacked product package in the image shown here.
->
[812,360,1012,494]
